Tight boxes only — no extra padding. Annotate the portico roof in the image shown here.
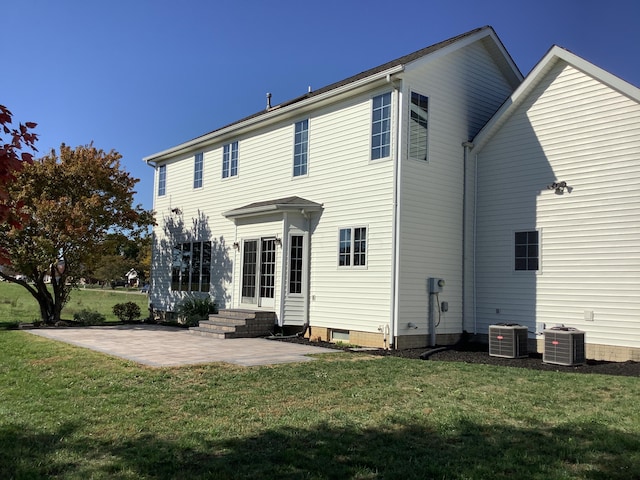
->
[223,196,323,219]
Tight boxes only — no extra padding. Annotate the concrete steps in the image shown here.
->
[188,309,277,339]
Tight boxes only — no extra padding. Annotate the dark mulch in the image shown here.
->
[271,336,640,378]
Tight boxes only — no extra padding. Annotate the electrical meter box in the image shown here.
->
[428,278,445,294]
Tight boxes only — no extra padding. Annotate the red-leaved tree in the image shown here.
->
[0,104,38,231]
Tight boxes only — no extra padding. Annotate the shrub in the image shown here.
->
[73,309,106,325]
[112,302,142,322]
[175,296,217,327]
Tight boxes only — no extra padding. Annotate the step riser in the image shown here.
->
[189,310,277,339]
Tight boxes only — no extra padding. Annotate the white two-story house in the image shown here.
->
[144,26,521,349]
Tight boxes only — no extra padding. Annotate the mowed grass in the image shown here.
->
[0,281,149,326]
[1,327,639,479]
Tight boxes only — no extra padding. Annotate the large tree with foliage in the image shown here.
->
[0,143,154,324]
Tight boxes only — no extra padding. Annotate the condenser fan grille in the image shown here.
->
[489,324,529,358]
[543,328,586,366]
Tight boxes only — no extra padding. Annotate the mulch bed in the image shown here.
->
[272,336,640,377]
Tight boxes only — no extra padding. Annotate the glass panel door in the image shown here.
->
[241,240,257,303]
[259,238,276,308]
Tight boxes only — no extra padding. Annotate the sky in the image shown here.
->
[3,0,639,212]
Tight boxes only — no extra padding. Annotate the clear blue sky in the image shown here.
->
[3,0,639,212]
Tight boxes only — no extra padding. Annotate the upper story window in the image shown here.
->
[409,92,429,161]
[371,92,392,160]
[293,119,309,177]
[158,164,166,196]
[194,152,203,188]
[514,231,539,271]
[222,141,238,178]
[338,227,367,267]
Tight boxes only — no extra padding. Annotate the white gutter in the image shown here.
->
[144,65,405,164]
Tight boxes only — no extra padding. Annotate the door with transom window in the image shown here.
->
[241,237,276,308]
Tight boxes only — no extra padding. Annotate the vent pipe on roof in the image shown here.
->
[266,92,272,110]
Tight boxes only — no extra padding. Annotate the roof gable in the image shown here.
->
[471,45,640,152]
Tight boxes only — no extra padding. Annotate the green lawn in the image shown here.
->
[1,321,639,479]
[0,281,149,326]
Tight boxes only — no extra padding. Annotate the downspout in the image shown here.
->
[472,151,478,334]
[301,209,312,337]
[461,141,474,334]
[389,76,403,350]
[278,213,288,327]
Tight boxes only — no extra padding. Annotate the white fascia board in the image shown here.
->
[144,65,404,164]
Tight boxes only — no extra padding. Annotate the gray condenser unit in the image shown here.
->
[489,324,529,358]
[543,327,586,366]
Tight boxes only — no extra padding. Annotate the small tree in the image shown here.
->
[0,143,154,324]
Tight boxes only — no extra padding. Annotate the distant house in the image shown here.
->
[144,27,640,361]
[126,269,139,287]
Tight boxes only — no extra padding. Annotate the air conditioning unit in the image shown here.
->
[543,327,586,366]
[489,324,529,358]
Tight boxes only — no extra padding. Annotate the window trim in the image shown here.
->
[513,229,541,273]
[222,141,238,179]
[371,91,392,161]
[158,164,166,197]
[293,119,309,178]
[193,152,204,189]
[337,226,368,269]
[408,90,429,162]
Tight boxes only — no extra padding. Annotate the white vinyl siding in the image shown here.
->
[475,60,640,350]
[396,39,516,335]
[150,88,395,331]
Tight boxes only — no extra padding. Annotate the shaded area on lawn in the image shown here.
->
[1,418,638,479]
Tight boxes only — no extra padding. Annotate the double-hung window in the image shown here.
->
[514,231,539,271]
[158,164,166,196]
[222,141,238,178]
[409,92,429,161]
[194,152,203,188]
[293,119,309,177]
[371,92,392,160]
[338,227,367,267]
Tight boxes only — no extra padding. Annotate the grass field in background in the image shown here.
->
[1,327,639,478]
[0,281,149,326]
